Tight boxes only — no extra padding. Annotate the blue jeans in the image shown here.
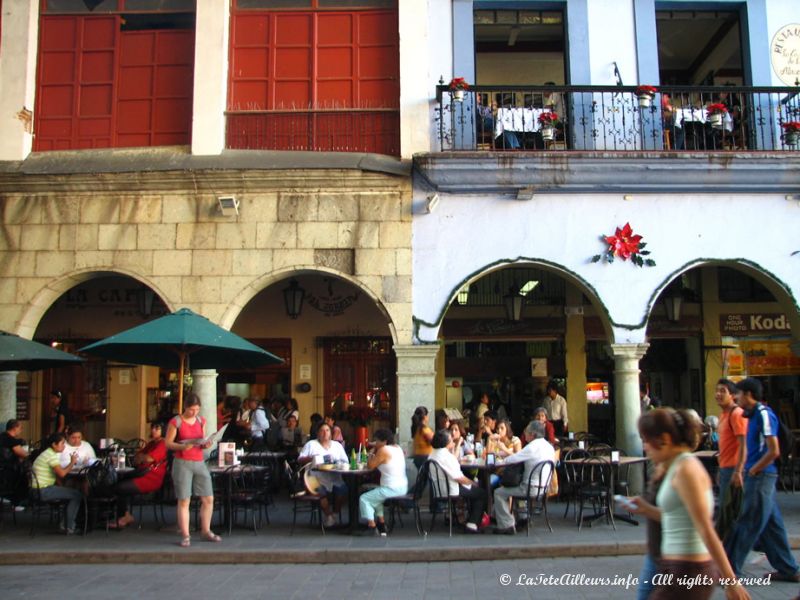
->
[636,554,658,600]
[724,472,798,576]
[718,466,733,500]
[39,485,83,531]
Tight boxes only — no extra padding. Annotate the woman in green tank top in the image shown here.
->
[627,408,749,600]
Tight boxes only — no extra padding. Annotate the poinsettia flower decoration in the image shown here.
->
[592,222,656,267]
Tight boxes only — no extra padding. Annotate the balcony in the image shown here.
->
[225,108,400,157]
[435,84,800,153]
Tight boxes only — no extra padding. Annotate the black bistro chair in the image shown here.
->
[511,459,555,535]
[287,462,326,536]
[385,460,428,536]
[575,455,615,531]
[426,460,462,537]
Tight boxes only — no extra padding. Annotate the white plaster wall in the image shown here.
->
[412,192,800,344]
[765,0,800,86]
[0,0,39,161]
[191,0,230,155]
[400,0,447,157]
[586,0,637,86]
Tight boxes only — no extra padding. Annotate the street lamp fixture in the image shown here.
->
[503,282,524,322]
[283,279,306,319]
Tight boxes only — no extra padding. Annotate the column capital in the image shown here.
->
[608,343,650,362]
[190,368,218,379]
[394,344,439,375]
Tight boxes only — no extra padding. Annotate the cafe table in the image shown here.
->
[312,464,376,532]
[563,455,648,527]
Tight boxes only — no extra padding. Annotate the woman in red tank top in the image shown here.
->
[165,393,221,547]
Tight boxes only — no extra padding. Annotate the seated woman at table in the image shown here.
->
[428,429,486,533]
[324,413,345,448]
[31,432,84,534]
[358,428,408,536]
[411,406,434,469]
[59,423,97,468]
[166,393,220,547]
[449,421,474,461]
[111,421,167,529]
[298,423,349,528]
[531,408,557,445]
[488,419,522,458]
[627,409,748,600]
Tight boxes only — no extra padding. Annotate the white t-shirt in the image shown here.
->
[429,447,470,497]
[298,439,348,490]
[59,440,97,468]
[502,437,556,491]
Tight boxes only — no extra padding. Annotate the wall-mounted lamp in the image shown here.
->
[503,282,524,322]
[217,196,239,217]
[663,290,683,323]
[283,279,306,320]
[426,193,440,213]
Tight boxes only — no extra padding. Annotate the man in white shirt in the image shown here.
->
[543,383,568,437]
[492,420,556,534]
[428,429,486,533]
[298,424,348,527]
[59,426,97,468]
[245,396,269,447]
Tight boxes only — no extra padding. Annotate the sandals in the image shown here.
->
[179,536,191,548]
[201,531,222,543]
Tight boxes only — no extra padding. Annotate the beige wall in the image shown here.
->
[476,52,565,85]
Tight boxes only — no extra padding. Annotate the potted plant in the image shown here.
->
[781,121,800,147]
[634,85,658,109]
[706,103,728,129]
[538,111,559,141]
[448,77,470,102]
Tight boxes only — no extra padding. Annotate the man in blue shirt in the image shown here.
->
[724,377,799,582]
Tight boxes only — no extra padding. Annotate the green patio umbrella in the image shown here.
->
[0,330,84,371]
[79,308,283,412]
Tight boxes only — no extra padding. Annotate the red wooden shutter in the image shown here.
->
[35,16,118,151]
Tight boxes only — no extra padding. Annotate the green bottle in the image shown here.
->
[350,448,357,470]
[361,447,368,466]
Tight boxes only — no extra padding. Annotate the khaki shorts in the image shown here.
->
[172,458,213,499]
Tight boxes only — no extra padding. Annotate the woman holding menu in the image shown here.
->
[165,393,221,548]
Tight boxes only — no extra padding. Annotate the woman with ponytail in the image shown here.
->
[410,406,434,469]
[627,408,748,600]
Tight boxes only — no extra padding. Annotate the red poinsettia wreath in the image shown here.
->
[591,222,655,267]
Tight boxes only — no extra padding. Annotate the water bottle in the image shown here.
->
[474,441,483,459]
[117,448,126,469]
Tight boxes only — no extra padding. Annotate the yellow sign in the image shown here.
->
[740,340,800,376]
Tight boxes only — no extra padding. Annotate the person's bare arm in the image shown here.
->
[674,457,750,600]
[165,422,189,452]
[627,496,661,522]
[12,444,28,459]
[730,433,746,487]
[367,445,389,470]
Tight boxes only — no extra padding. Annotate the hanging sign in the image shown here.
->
[771,24,800,86]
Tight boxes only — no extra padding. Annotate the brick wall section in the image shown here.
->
[0,169,413,343]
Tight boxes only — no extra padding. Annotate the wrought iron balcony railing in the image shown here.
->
[435,84,800,153]
[226,108,400,156]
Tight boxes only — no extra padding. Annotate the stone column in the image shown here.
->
[610,343,649,493]
[191,0,230,155]
[0,0,39,160]
[0,371,19,425]
[394,344,439,448]
[191,369,218,435]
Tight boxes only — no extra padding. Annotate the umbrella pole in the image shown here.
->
[177,352,185,414]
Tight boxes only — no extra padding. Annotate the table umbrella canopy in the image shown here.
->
[0,331,84,371]
[79,308,283,411]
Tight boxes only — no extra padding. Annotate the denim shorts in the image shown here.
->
[172,458,213,499]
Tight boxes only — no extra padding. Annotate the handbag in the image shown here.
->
[87,458,118,493]
[500,463,523,487]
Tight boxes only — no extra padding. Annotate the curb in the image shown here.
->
[0,542,649,565]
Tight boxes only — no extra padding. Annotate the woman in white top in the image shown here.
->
[59,426,97,468]
[358,428,408,536]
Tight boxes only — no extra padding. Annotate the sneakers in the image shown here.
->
[376,521,387,537]
[769,571,800,583]
[464,522,479,533]
[324,514,336,528]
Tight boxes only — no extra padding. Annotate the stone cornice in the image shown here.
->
[413,152,800,194]
[0,149,411,194]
